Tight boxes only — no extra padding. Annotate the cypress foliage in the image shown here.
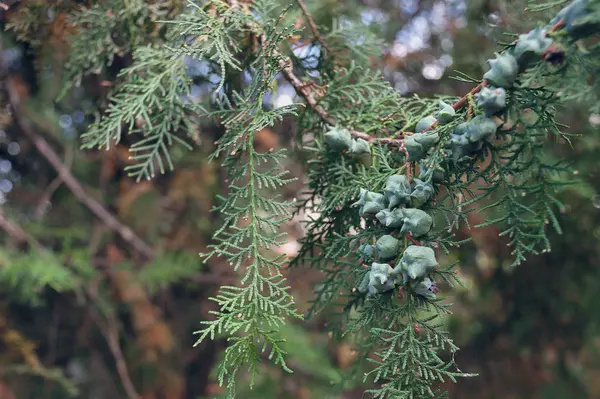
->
[7,0,600,397]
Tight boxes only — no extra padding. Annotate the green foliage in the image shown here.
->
[323,18,385,64]
[161,0,249,92]
[64,0,172,88]
[4,5,42,44]
[30,0,600,397]
[81,45,193,181]
[0,244,93,307]
[292,1,600,397]
[65,2,122,86]
[135,250,204,293]
[1,364,79,397]
[174,1,306,396]
[207,323,347,398]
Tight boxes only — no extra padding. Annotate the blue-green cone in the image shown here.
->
[483,52,519,88]
[352,188,387,216]
[376,235,401,260]
[410,178,435,208]
[350,138,371,155]
[324,127,353,152]
[384,174,412,208]
[512,27,552,69]
[447,115,497,161]
[465,115,497,142]
[376,208,404,228]
[415,115,437,133]
[447,132,472,162]
[551,0,600,40]
[397,245,438,280]
[358,243,375,260]
[359,262,397,296]
[475,86,507,116]
[412,277,438,298]
[400,208,433,237]
[437,100,456,124]
[405,131,440,162]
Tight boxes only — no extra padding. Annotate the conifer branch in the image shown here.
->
[225,0,404,145]
[423,18,565,133]
[45,0,600,397]
[279,38,405,144]
[295,1,595,397]
[286,13,567,143]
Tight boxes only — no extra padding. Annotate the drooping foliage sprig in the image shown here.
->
[64,0,305,395]
[44,0,600,397]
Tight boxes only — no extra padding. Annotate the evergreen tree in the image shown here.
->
[3,0,600,398]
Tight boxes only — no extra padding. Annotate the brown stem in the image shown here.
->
[279,56,336,125]
[295,0,335,59]
[85,287,142,399]
[0,207,44,251]
[18,123,154,259]
[227,0,400,144]
[279,56,406,144]
[549,19,565,32]
[35,145,74,219]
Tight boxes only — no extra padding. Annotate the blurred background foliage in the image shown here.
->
[0,0,598,398]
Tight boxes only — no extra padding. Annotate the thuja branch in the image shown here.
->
[303,0,599,397]
[191,2,303,396]
[280,53,407,144]
[228,0,399,144]
[287,9,568,147]
[423,17,566,133]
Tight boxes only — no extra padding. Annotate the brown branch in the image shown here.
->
[0,207,42,250]
[279,57,335,125]
[549,19,565,32]
[250,3,565,151]
[85,287,142,399]
[15,124,155,260]
[102,317,142,399]
[287,15,568,141]
[295,0,335,59]
[17,123,154,258]
[278,56,407,144]
[35,145,74,220]
[225,0,392,144]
